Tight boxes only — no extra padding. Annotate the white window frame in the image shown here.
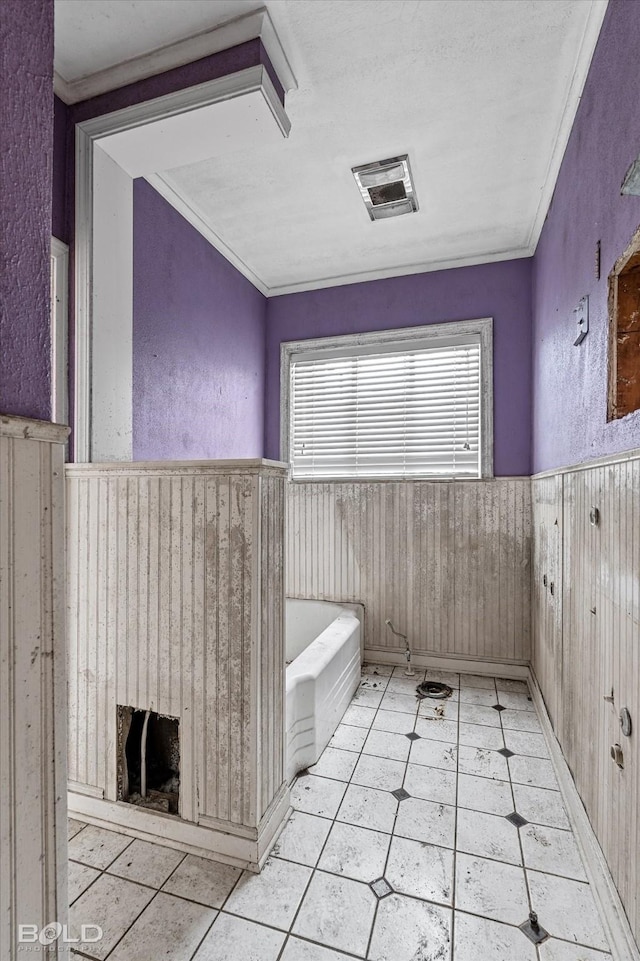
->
[280,318,494,480]
[51,237,69,427]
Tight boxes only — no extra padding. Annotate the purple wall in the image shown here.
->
[44,3,640,470]
[52,95,69,244]
[265,260,533,475]
[532,0,640,472]
[133,179,266,459]
[0,0,54,420]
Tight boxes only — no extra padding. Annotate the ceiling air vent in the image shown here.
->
[352,154,418,221]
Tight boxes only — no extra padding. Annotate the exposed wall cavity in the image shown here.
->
[607,224,640,420]
[117,707,180,815]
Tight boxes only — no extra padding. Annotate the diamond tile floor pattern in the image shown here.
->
[68,667,613,961]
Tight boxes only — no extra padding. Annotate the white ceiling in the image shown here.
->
[55,0,264,82]
[55,0,607,295]
[98,87,287,178]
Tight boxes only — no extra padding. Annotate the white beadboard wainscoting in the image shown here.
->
[532,451,640,954]
[0,415,70,959]
[287,478,532,668]
[66,460,289,870]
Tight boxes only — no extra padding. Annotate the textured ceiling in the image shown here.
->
[55,0,262,81]
[55,0,607,294]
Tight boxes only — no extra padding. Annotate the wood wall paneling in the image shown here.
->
[533,455,640,946]
[0,417,69,960]
[531,475,563,729]
[66,462,287,866]
[66,454,638,932]
[287,479,532,664]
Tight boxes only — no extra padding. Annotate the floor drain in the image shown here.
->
[416,681,453,700]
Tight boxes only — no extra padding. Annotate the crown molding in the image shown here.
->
[264,246,534,297]
[526,0,608,253]
[54,6,296,105]
[140,171,536,299]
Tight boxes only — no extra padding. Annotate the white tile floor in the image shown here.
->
[68,666,613,961]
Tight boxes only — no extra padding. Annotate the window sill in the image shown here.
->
[288,474,496,484]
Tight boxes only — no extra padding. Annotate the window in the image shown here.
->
[281,319,493,479]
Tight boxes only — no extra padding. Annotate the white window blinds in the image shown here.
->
[289,339,482,479]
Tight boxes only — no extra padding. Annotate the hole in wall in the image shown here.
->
[608,224,640,420]
[117,706,180,814]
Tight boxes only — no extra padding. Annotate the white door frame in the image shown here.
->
[51,236,69,428]
[73,64,289,462]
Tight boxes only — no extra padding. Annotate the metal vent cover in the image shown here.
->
[352,154,418,221]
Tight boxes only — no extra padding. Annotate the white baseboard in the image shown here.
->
[68,784,290,874]
[363,647,530,679]
[256,792,293,868]
[68,780,104,799]
[528,670,640,961]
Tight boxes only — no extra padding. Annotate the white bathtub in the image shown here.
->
[286,599,361,782]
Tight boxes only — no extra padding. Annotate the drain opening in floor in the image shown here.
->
[416,680,453,699]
